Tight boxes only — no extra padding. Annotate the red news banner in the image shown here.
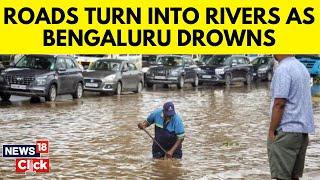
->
[2,139,50,174]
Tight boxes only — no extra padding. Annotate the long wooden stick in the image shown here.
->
[142,128,167,153]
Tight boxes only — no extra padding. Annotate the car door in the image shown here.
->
[56,58,68,94]
[229,57,240,79]
[128,63,141,89]
[121,62,131,91]
[65,58,80,93]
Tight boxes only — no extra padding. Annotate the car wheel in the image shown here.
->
[225,74,232,87]
[267,71,273,81]
[116,82,122,95]
[146,82,153,88]
[192,75,199,87]
[45,84,57,102]
[245,73,252,85]
[72,82,83,99]
[0,92,11,101]
[134,81,143,93]
[177,76,184,89]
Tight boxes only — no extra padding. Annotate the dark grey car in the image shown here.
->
[83,59,144,95]
[199,55,253,86]
[145,55,199,89]
[0,55,84,101]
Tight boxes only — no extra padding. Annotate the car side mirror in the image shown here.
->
[9,62,15,67]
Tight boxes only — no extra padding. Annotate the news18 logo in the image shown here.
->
[2,139,50,174]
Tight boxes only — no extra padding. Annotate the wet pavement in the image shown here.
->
[0,82,319,179]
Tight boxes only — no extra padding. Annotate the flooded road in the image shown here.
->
[1,82,319,179]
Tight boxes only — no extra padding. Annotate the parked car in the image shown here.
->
[0,55,84,101]
[251,56,275,81]
[83,59,144,95]
[145,55,199,89]
[199,55,253,86]
[296,55,320,77]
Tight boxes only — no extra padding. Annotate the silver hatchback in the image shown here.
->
[83,59,144,95]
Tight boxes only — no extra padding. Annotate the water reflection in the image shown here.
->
[0,82,319,179]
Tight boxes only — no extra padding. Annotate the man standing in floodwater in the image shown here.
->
[268,55,315,180]
[138,102,185,159]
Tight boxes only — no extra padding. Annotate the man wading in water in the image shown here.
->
[138,102,185,159]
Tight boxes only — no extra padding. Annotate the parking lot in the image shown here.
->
[0,82,320,179]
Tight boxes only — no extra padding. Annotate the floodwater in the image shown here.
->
[0,82,319,179]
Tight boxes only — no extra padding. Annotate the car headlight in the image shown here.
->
[215,68,225,75]
[35,76,48,86]
[103,74,116,82]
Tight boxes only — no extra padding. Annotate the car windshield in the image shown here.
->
[156,56,184,66]
[200,55,214,64]
[206,56,230,66]
[251,58,260,65]
[88,61,121,71]
[15,55,55,70]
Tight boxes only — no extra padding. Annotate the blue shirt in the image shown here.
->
[146,108,185,139]
[270,57,315,133]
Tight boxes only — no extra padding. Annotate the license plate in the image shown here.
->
[155,76,166,80]
[85,83,99,88]
[202,75,212,79]
[253,73,257,76]
[11,84,27,90]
